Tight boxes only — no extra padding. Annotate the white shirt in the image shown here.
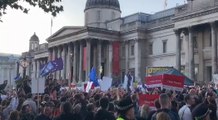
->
[178,104,193,120]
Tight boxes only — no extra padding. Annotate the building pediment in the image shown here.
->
[47,26,84,42]
[48,27,120,48]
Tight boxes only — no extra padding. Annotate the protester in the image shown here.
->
[94,97,116,120]
[22,93,37,115]
[20,104,35,120]
[178,94,194,120]
[35,102,54,120]
[0,72,218,120]
[116,97,135,120]
[192,102,211,120]
[156,112,171,120]
[9,110,20,120]
[55,102,74,120]
[151,93,180,120]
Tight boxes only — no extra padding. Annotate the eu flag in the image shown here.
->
[89,67,99,86]
[40,57,63,77]
[14,73,21,81]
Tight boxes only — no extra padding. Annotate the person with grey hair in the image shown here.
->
[151,93,179,120]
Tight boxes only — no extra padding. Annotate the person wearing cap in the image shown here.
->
[151,93,179,120]
[35,102,54,120]
[116,97,135,120]
[94,97,116,120]
[178,94,195,120]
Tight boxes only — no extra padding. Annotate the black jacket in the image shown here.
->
[94,109,116,120]
[55,113,75,120]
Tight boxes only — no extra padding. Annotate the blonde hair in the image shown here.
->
[156,112,171,120]
[140,104,150,119]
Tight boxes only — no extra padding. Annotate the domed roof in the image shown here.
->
[30,32,39,42]
[85,0,120,11]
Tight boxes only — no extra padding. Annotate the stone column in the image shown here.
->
[188,27,195,80]
[211,22,217,74]
[61,45,66,79]
[125,41,129,73]
[66,44,72,83]
[52,47,56,79]
[97,41,102,78]
[32,60,36,79]
[175,29,181,71]
[93,45,97,68]
[52,47,56,60]
[134,39,141,82]
[73,43,77,83]
[36,60,40,78]
[108,42,113,77]
[56,46,61,79]
[79,42,83,82]
[48,48,52,61]
[86,40,91,81]
[182,31,189,77]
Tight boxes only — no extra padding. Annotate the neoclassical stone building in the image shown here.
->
[30,0,218,84]
[0,53,20,87]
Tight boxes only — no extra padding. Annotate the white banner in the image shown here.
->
[31,78,45,94]
[99,76,112,92]
[213,74,218,84]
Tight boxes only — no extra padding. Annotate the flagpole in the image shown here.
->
[37,77,40,109]
[50,17,53,35]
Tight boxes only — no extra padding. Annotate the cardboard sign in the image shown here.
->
[99,77,112,92]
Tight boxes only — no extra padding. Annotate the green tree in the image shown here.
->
[0,0,64,22]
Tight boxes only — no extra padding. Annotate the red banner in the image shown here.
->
[145,74,184,91]
[138,94,159,107]
[112,42,120,76]
[162,74,184,88]
[83,47,87,71]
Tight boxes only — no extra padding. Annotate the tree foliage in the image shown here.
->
[0,0,64,22]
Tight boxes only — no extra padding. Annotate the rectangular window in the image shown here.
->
[163,40,167,53]
[131,45,134,56]
[149,43,153,55]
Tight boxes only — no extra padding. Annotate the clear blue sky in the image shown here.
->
[0,0,185,54]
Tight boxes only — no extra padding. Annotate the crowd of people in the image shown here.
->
[0,76,217,120]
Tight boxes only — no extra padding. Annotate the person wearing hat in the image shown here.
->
[192,103,211,120]
[116,97,135,120]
